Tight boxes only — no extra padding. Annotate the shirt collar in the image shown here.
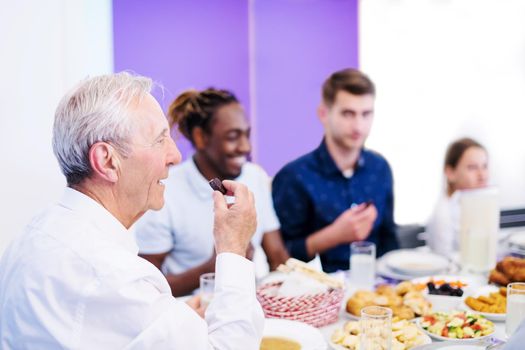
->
[315,138,366,177]
[186,157,215,199]
[58,187,138,254]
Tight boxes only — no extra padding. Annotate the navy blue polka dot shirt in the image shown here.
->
[272,139,399,272]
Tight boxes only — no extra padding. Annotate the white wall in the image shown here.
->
[360,0,525,224]
[0,0,113,253]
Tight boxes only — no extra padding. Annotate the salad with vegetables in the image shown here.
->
[420,311,494,339]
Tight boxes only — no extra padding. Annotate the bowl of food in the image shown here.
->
[411,276,472,312]
[257,258,345,327]
[417,310,495,342]
[330,317,431,350]
[463,285,506,321]
[260,318,326,350]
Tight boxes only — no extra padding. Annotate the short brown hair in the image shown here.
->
[322,68,375,106]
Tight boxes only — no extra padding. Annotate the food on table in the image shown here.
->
[360,313,391,350]
[420,311,494,339]
[346,281,431,320]
[488,256,525,285]
[257,258,344,327]
[413,278,467,297]
[276,258,344,290]
[465,287,507,314]
[331,317,428,350]
[208,177,227,194]
[489,269,511,286]
[426,281,464,297]
[259,336,301,350]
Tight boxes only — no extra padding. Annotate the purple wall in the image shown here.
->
[112,0,359,173]
[113,0,250,158]
[252,0,359,175]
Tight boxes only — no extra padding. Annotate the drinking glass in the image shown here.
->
[360,306,392,350]
[506,282,525,338]
[350,241,376,290]
[199,272,215,308]
[458,188,498,273]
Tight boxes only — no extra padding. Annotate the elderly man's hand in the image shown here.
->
[212,180,257,257]
[245,242,255,261]
[185,295,206,319]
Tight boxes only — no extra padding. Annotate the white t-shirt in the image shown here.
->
[134,158,280,277]
[426,192,460,258]
[0,188,264,349]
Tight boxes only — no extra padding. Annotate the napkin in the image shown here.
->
[277,271,329,297]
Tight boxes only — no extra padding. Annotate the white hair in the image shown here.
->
[52,72,153,185]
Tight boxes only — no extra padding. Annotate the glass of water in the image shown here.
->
[199,272,215,308]
[506,282,525,338]
[350,241,376,290]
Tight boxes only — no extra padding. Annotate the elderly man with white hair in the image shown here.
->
[0,72,264,349]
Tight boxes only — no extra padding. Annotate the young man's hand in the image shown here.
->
[330,203,377,244]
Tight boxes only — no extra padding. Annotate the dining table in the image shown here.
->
[257,244,518,349]
[313,250,510,349]
[317,276,508,349]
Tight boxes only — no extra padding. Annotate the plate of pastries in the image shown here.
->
[345,281,432,320]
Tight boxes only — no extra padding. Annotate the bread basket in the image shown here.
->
[256,259,344,327]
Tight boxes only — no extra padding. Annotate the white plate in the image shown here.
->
[384,250,450,276]
[376,258,418,280]
[262,318,327,350]
[415,318,494,343]
[377,256,457,281]
[463,285,506,322]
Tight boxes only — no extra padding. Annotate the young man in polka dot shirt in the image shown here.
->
[272,68,399,273]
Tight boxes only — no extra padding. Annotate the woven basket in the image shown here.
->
[256,281,344,327]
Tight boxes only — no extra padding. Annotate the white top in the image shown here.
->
[426,192,460,258]
[0,188,264,350]
[134,158,280,277]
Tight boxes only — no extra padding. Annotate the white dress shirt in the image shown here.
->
[426,192,460,258]
[134,158,280,278]
[0,188,264,349]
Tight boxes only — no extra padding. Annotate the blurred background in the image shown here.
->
[1,0,525,254]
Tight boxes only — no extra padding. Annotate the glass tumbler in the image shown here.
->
[506,282,525,338]
[199,272,215,308]
[360,305,392,350]
[350,241,376,290]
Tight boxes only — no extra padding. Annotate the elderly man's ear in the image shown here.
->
[89,142,121,183]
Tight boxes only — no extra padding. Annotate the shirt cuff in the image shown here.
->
[215,253,256,294]
[287,238,309,262]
